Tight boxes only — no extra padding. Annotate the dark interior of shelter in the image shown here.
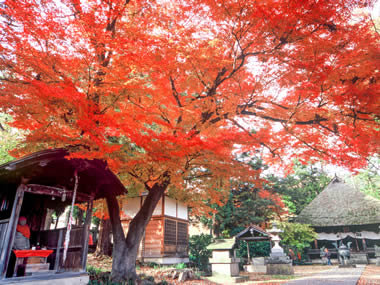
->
[0,149,126,279]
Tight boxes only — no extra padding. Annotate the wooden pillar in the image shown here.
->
[314,239,318,249]
[246,241,251,264]
[54,229,63,272]
[0,184,25,279]
[355,238,360,251]
[81,197,94,271]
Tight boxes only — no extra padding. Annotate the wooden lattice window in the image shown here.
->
[177,222,188,245]
[164,219,177,245]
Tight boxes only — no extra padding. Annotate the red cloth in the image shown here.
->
[89,233,93,246]
[16,224,30,239]
[13,250,53,258]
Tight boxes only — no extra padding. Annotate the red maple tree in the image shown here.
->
[0,0,379,281]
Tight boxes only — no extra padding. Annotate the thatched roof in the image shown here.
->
[297,177,380,227]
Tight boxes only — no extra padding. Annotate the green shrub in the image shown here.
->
[175,262,186,269]
[189,234,213,272]
[278,222,317,252]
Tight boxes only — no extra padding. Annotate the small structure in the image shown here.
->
[0,149,126,284]
[266,223,294,275]
[120,194,189,264]
[235,225,270,273]
[297,177,380,264]
[206,238,248,283]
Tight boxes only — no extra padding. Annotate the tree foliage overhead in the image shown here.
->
[1,0,379,192]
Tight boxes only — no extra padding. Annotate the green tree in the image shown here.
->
[188,234,213,272]
[200,157,285,237]
[0,114,23,164]
[203,180,285,238]
[352,157,380,199]
[278,222,317,252]
[267,161,330,214]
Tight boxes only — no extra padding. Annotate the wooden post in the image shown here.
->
[246,241,251,264]
[362,238,367,251]
[54,229,63,272]
[314,239,318,249]
[0,184,25,279]
[81,197,94,271]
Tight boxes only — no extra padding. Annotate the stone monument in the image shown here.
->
[244,257,266,273]
[266,223,294,275]
[206,238,248,283]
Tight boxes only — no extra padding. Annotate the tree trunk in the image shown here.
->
[95,218,112,256]
[105,173,170,283]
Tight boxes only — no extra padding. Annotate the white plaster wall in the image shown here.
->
[122,197,141,218]
[164,197,177,217]
[153,198,162,216]
[177,201,188,220]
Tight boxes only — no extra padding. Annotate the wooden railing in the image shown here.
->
[39,227,84,271]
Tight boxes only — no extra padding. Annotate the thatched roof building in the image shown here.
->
[297,177,380,263]
[297,177,380,227]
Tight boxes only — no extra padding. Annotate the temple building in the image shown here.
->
[121,194,189,265]
[297,177,380,264]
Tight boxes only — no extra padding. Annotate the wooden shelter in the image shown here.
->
[235,225,270,265]
[121,195,189,264]
[0,149,126,284]
[297,177,380,263]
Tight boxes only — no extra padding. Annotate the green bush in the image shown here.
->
[87,266,112,285]
[175,262,186,269]
[278,222,317,252]
[189,234,213,272]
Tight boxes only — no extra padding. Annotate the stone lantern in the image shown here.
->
[266,222,294,275]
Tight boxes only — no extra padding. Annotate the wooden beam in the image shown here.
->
[0,184,25,278]
[237,237,270,241]
[25,184,92,202]
[81,197,93,271]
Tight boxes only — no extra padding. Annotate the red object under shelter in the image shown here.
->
[13,250,53,258]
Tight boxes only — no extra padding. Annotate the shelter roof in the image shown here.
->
[0,149,126,201]
[235,225,270,241]
[297,177,380,227]
[207,238,236,250]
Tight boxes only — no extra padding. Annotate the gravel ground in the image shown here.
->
[357,265,380,285]
[88,255,380,285]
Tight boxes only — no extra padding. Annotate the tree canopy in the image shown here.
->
[1,0,379,194]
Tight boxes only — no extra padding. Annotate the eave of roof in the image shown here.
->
[0,149,126,200]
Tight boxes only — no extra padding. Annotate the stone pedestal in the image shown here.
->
[266,223,294,276]
[375,246,380,266]
[350,252,368,264]
[209,250,240,276]
[244,257,266,273]
[266,263,294,275]
[206,238,249,283]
